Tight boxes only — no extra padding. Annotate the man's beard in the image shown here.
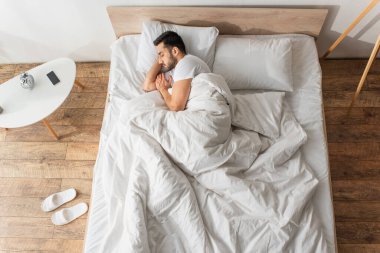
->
[161,53,177,73]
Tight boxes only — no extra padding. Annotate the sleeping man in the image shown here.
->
[143,31,211,111]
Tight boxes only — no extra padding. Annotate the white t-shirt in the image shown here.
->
[165,54,209,80]
[166,55,210,95]
[170,54,210,82]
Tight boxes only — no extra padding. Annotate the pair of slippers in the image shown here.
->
[41,188,88,225]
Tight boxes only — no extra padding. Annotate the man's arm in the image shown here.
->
[156,74,191,111]
[143,60,162,92]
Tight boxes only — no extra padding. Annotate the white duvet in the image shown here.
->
[97,73,327,252]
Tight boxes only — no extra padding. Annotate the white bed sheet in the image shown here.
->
[84,34,337,253]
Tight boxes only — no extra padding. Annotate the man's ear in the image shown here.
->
[172,47,179,56]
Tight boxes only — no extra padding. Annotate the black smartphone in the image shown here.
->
[47,71,60,85]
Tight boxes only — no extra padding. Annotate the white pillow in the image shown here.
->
[213,37,293,91]
[136,20,219,73]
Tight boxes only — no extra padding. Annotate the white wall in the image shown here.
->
[0,0,116,63]
[1,0,379,63]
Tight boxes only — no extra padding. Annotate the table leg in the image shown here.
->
[323,0,379,58]
[350,35,380,109]
[42,119,59,140]
[74,79,85,90]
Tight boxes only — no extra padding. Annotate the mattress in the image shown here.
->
[84,34,337,252]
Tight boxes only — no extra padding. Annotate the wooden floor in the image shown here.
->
[0,60,379,252]
[323,59,380,253]
[0,62,109,252]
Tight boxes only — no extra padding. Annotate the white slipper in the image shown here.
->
[41,188,76,212]
[51,202,88,226]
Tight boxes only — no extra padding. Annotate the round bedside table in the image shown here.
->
[0,57,84,140]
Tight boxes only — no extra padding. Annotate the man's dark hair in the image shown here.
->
[153,31,187,54]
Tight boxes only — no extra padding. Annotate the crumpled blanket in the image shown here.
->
[97,73,328,253]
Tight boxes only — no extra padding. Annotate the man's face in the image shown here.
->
[156,42,177,72]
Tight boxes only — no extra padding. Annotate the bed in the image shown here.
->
[83,7,336,253]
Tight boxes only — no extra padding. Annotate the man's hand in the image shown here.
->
[155,73,173,92]
[143,60,162,92]
[156,77,191,111]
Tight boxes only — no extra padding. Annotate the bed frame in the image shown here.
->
[107,6,328,38]
[85,6,330,251]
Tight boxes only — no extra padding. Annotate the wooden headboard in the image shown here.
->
[107,6,328,38]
